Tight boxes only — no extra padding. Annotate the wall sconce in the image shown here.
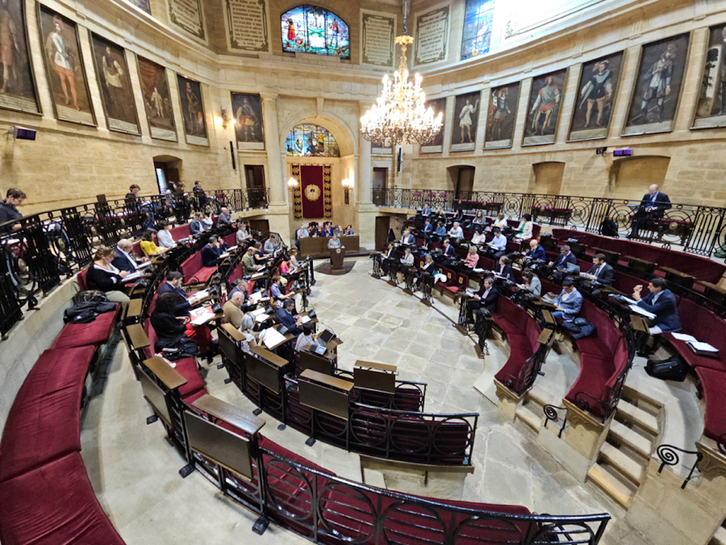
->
[287,177,299,189]
[342,177,354,205]
[220,108,234,129]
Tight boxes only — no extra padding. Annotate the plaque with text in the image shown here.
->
[360,10,395,68]
[414,6,449,66]
[169,0,205,40]
[226,0,269,52]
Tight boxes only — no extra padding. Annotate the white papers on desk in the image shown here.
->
[123,270,145,282]
[671,333,697,342]
[465,288,475,297]
[255,313,270,323]
[190,306,215,325]
[226,245,238,253]
[219,252,230,260]
[193,289,209,300]
[137,260,153,269]
[629,304,656,320]
[301,315,311,324]
[621,296,638,305]
[261,327,286,349]
[473,268,485,273]
[250,291,270,304]
[250,271,265,280]
[250,307,267,317]
[687,341,719,353]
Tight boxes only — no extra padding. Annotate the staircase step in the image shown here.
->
[609,420,653,458]
[588,463,636,508]
[527,390,553,408]
[711,526,726,545]
[617,399,659,436]
[516,403,542,432]
[599,442,645,484]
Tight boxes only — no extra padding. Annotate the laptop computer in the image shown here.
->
[318,329,334,347]
[566,262,580,275]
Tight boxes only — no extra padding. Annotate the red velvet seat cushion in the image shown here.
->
[173,358,205,400]
[665,299,726,372]
[695,367,726,442]
[180,250,217,285]
[566,354,616,418]
[0,452,125,545]
[495,334,534,392]
[170,224,191,240]
[51,307,119,349]
[0,346,96,482]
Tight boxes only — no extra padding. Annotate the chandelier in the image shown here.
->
[360,1,442,146]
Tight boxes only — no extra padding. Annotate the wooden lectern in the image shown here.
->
[330,246,345,273]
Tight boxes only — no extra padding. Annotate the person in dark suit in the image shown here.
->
[111,239,140,273]
[157,271,204,315]
[441,238,457,258]
[423,218,433,235]
[150,292,216,363]
[466,277,499,323]
[550,245,577,270]
[275,298,302,335]
[494,256,514,282]
[401,229,415,245]
[525,239,546,262]
[633,277,681,334]
[584,253,614,286]
[201,236,227,267]
[190,212,205,235]
[629,184,672,239]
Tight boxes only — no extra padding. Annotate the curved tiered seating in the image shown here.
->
[51,306,119,349]
[180,250,217,286]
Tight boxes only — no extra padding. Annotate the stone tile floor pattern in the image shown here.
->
[81,258,656,545]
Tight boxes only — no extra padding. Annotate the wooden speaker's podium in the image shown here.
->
[330,247,345,273]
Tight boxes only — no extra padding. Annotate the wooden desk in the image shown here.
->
[143,356,187,390]
[299,349,335,375]
[300,236,360,258]
[126,323,150,350]
[353,361,396,393]
[300,369,354,391]
[299,369,353,420]
[355,360,397,373]
[192,394,266,435]
[250,345,288,367]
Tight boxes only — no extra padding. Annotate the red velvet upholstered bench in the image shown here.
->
[51,305,120,349]
[180,251,217,286]
[694,367,726,446]
[663,298,726,373]
[494,300,543,395]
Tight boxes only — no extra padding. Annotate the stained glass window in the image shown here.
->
[281,5,350,59]
[461,0,495,61]
[286,124,340,157]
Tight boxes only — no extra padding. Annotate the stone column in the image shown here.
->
[357,101,373,206]
[261,93,286,206]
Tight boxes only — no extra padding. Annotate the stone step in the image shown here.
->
[516,402,543,432]
[617,398,659,437]
[711,525,726,545]
[599,442,645,484]
[609,420,653,459]
[527,390,552,408]
[588,463,636,508]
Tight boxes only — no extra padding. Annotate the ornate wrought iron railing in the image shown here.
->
[656,444,703,489]
[0,188,269,337]
[372,188,726,257]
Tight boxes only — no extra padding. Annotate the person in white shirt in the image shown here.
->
[515,214,533,241]
[236,223,250,244]
[202,213,214,230]
[471,228,487,246]
[488,228,508,258]
[157,221,175,249]
[263,235,277,254]
[449,221,464,239]
[400,247,414,267]
[493,214,507,229]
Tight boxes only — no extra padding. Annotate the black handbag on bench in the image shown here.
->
[646,355,687,382]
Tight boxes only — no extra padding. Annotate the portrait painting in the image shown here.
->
[623,33,690,136]
[450,91,481,152]
[693,24,726,129]
[569,51,624,141]
[420,97,446,153]
[137,56,176,141]
[0,0,40,114]
[90,34,139,134]
[232,92,264,150]
[177,74,208,146]
[484,82,520,149]
[38,5,95,125]
[523,68,567,146]
[371,138,393,155]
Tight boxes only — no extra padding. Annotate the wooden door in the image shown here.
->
[375,216,390,251]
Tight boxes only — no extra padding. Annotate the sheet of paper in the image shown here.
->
[250,307,267,316]
[192,289,209,300]
[301,315,311,324]
[137,260,153,269]
[255,313,270,323]
[190,306,214,325]
[671,333,697,342]
[250,291,265,303]
[688,341,719,352]
[621,296,638,305]
[629,304,656,320]
[226,246,238,253]
[261,328,286,349]
[123,270,144,282]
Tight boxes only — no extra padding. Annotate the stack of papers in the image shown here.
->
[687,341,719,353]
[255,313,270,323]
[671,333,696,342]
[138,261,153,269]
[250,307,267,317]
[124,270,145,282]
[621,296,638,305]
[190,306,215,325]
[193,289,209,300]
[250,292,270,304]
[629,304,656,320]
[260,328,286,349]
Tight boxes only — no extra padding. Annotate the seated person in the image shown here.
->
[494,256,514,281]
[550,244,577,270]
[413,253,436,288]
[525,238,546,262]
[471,227,486,246]
[140,231,168,257]
[270,275,292,300]
[553,277,583,320]
[519,269,542,297]
[441,238,457,259]
[202,213,214,230]
[228,279,250,304]
[158,271,204,314]
[472,210,485,225]
[466,276,499,323]
[633,277,681,334]
[217,207,232,226]
[237,314,258,354]
[328,233,342,249]
[157,222,176,249]
[515,214,533,240]
[112,239,143,272]
[86,246,130,307]
[399,247,414,278]
[319,224,332,237]
[400,229,415,245]
[423,218,433,234]
[263,234,277,254]
[493,213,507,229]
[295,322,321,352]
[421,204,431,216]
[150,292,213,361]
[253,241,270,265]
[583,253,614,286]
[288,248,303,272]
[343,225,356,236]
[333,225,342,236]
[464,246,479,268]
[236,223,251,244]
[189,212,205,234]
[448,221,464,239]
[381,242,396,276]
[223,291,247,329]
[201,235,227,267]
[487,228,507,258]
[434,221,447,236]
[242,247,261,275]
[296,224,309,246]
[275,298,302,335]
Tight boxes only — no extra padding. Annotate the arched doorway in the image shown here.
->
[152,155,182,193]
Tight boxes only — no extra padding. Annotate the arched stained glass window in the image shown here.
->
[461,0,495,60]
[281,5,350,59]
[286,124,340,157]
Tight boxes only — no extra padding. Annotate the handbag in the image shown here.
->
[158,337,200,361]
[646,355,687,382]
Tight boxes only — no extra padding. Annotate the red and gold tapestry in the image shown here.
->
[323,164,332,219]
[291,163,303,219]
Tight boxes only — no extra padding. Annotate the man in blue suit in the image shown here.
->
[111,239,141,272]
[441,238,457,258]
[189,212,205,235]
[553,277,583,320]
[550,245,577,270]
[633,277,681,334]
[275,298,301,335]
[629,184,671,239]
[157,271,203,315]
[525,238,546,262]
[201,236,227,267]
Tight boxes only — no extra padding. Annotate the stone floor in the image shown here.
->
[81,258,664,545]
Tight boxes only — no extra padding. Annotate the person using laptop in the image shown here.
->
[583,253,614,286]
[550,245,577,270]
[275,298,302,335]
[295,322,320,352]
[633,277,681,334]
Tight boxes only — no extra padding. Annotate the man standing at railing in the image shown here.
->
[0,188,25,231]
[193,181,206,211]
[629,184,671,239]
